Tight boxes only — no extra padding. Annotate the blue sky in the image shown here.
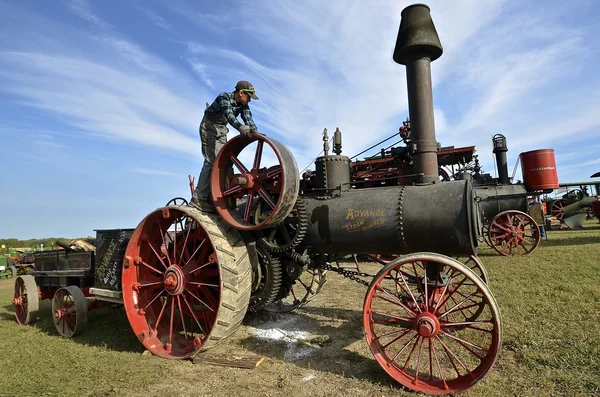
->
[1,0,599,239]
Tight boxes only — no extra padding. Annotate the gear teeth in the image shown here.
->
[258,197,309,253]
[248,248,283,312]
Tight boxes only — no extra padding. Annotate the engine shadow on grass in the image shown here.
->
[241,306,399,387]
[1,299,143,353]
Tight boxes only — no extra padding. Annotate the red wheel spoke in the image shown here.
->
[154,297,169,330]
[187,281,219,288]
[158,223,173,268]
[176,296,188,340]
[140,260,164,276]
[168,297,175,349]
[243,193,254,224]
[442,320,492,328]
[434,276,468,315]
[440,290,481,319]
[372,310,413,323]
[178,221,194,265]
[431,338,448,389]
[181,293,206,335]
[224,185,243,196]
[392,269,422,314]
[65,314,76,329]
[253,140,264,170]
[183,238,207,268]
[172,221,179,266]
[374,287,416,317]
[439,330,486,358]
[491,222,511,233]
[140,281,163,289]
[230,155,250,173]
[187,262,215,276]
[257,188,276,210]
[392,333,418,363]
[143,289,166,310]
[377,328,412,345]
[435,335,465,377]
[403,335,422,370]
[185,289,216,313]
[428,338,434,382]
[414,337,426,382]
[147,240,168,270]
[433,269,457,312]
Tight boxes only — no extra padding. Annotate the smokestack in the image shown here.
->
[393,4,443,185]
[492,134,509,185]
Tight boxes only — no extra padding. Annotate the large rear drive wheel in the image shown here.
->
[122,206,252,359]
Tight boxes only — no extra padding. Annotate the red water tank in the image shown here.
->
[520,149,559,192]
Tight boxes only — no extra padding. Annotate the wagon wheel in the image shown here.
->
[210,134,300,231]
[488,210,541,256]
[13,275,39,325]
[166,197,189,206]
[264,267,327,313]
[122,206,252,359]
[363,253,502,395]
[9,265,17,278]
[455,256,489,286]
[551,200,566,222]
[52,286,88,337]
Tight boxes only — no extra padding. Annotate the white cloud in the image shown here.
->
[68,0,109,29]
[0,51,203,156]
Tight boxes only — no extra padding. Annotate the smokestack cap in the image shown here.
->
[393,4,443,65]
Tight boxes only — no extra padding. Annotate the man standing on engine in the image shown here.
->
[191,80,260,212]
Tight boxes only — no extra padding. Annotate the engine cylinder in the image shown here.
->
[302,180,478,256]
[474,184,529,222]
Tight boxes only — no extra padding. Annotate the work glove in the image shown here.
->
[239,125,252,137]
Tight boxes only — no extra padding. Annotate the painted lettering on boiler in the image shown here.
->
[345,208,386,220]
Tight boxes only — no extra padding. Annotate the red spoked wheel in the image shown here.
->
[488,210,541,256]
[13,275,39,325]
[551,200,565,222]
[363,253,502,395]
[52,286,88,337]
[210,134,299,230]
[122,206,252,359]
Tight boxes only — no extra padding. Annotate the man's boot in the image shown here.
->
[190,197,215,213]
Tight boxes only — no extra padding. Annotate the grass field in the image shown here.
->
[1,220,599,397]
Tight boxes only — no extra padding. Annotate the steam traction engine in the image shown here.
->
[344,119,559,257]
[121,5,499,395]
[12,4,507,395]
